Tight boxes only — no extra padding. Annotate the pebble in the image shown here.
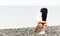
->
[0,26,60,36]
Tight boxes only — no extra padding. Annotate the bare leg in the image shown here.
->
[42,23,47,32]
[34,22,43,32]
[38,23,43,29]
[34,26,39,32]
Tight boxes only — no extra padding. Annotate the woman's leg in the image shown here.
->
[38,23,43,29]
[42,22,47,32]
[34,26,39,32]
[34,22,43,32]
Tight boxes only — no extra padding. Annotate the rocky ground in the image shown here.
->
[0,26,60,36]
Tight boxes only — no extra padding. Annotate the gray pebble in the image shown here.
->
[0,26,60,36]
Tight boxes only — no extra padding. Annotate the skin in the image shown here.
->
[34,21,47,32]
[41,21,47,32]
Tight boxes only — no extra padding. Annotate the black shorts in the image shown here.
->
[42,14,47,21]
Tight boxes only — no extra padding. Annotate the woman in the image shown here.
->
[34,7,48,34]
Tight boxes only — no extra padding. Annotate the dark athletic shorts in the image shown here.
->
[42,14,47,21]
[41,14,47,25]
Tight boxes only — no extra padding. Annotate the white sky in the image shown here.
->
[0,0,60,29]
[0,6,60,29]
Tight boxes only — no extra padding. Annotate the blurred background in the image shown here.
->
[0,6,60,29]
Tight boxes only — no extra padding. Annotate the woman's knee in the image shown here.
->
[44,24,47,26]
